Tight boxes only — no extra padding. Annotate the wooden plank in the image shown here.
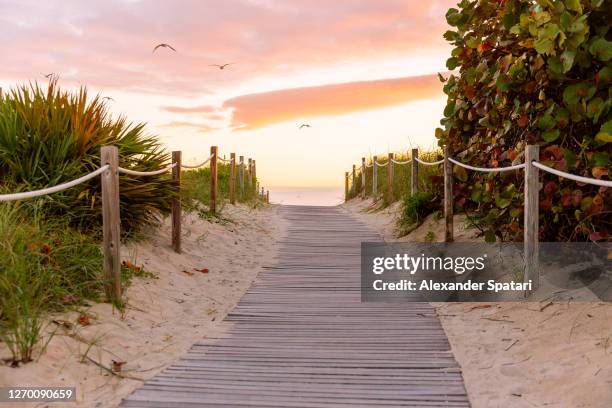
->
[120,206,469,407]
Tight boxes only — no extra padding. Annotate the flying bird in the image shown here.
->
[43,73,55,79]
[102,96,115,102]
[209,63,234,70]
[299,124,311,129]
[153,43,176,53]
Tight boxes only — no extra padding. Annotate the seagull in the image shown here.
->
[43,73,55,78]
[152,43,176,53]
[299,124,311,129]
[102,96,115,102]
[209,63,234,70]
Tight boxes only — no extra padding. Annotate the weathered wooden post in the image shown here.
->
[101,146,122,301]
[261,186,264,198]
[444,146,453,242]
[345,172,349,201]
[266,190,269,203]
[352,164,356,195]
[373,156,378,196]
[361,157,366,198]
[524,145,540,292]
[239,155,244,196]
[229,153,236,205]
[248,158,253,190]
[210,146,218,214]
[411,148,418,196]
[253,159,257,184]
[171,151,182,253]
[387,152,394,202]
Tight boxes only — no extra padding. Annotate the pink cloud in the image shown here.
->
[0,0,455,96]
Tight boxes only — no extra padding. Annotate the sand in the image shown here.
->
[342,197,612,408]
[0,203,287,408]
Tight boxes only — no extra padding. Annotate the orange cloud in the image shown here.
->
[157,121,219,133]
[224,74,444,130]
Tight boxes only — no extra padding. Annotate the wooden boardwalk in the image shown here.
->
[120,205,470,407]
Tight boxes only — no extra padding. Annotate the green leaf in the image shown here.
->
[541,129,561,142]
[484,230,497,243]
[560,50,576,73]
[586,97,604,120]
[446,8,464,27]
[595,120,612,142]
[564,0,582,13]
[592,152,610,166]
[496,196,511,209]
[589,37,612,61]
[563,82,595,105]
[535,37,554,55]
[446,57,459,70]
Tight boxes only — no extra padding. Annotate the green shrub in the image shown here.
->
[437,0,611,241]
[0,80,174,236]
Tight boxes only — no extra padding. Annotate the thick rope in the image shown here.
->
[118,162,177,176]
[391,159,412,165]
[0,165,110,202]
[375,161,388,167]
[532,162,612,188]
[414,157,444,166]
[448,158,525,172]
[181,153,215,169]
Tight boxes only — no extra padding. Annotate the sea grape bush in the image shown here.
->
[437,0,611,242]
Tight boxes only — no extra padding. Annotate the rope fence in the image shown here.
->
[0,145,269,302]
[345,144,611,293]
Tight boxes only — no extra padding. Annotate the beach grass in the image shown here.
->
[346,149,444,235]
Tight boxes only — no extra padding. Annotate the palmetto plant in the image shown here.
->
[0,80,174,235]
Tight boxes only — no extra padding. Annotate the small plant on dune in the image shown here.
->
[0,79,174,236]
[398,192,441,235]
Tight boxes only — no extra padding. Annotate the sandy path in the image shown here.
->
[0,203,287,408]
[342,197,612,408]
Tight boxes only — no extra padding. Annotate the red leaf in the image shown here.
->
[194,268,210,274]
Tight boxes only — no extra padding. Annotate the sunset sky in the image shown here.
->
[0,0,455,203]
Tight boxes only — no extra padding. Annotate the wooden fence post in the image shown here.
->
[411,148,418,196]
[352,164,356,195]
[239,155,244,196]
[444,145,453,242]
[373,156,378,196]
[229,153,236,205]
[253,160,257,184]
[345,172,349,201]
[387,153,394,202]
[171,151,182,253]
[266,190,269,204]
[210,146,218,214]
[361,157,366,198]
[101,146,122,301]
[261,186,264,198]
[524,145,540,293]
[248,158,253,190]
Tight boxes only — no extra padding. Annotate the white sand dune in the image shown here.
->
[342,197,612,408]
[0,203,287,408]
